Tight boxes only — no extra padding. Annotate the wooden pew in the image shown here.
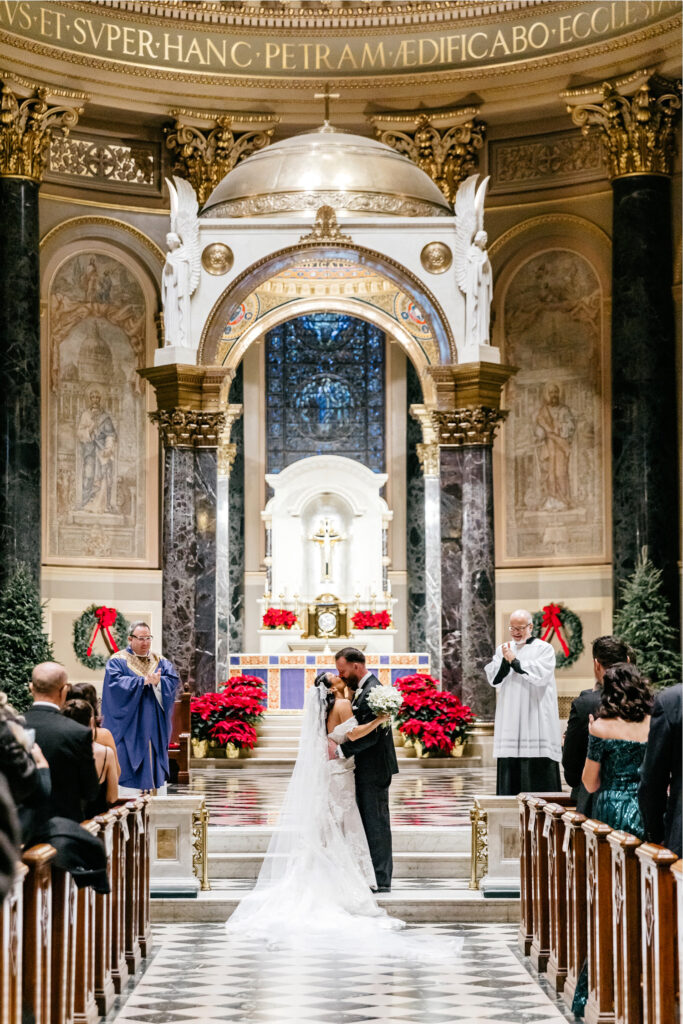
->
[51,860,77,1024]
[21,844,56,1024]
[608,830,643,1024]
[562,811,588,1010]
[543,802,570,994]
[110,806,130,994]
[582,819,614,1024]
[528,794,574,973]
[93,811,116,1016]
[137,795,153,958]
[124,798,143,974]
[517,794,534,956]
[636,842,678,1024]
[168,690,191,785]
[73,820,101,1024]
[673,858,682,1024]
[0,860,28,1024]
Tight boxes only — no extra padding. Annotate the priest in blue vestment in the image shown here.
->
[102,621,179,791]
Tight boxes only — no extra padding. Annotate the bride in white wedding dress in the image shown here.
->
[226,672,462,959]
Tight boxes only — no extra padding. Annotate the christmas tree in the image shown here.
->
[613,553,682,689]
[0,564,55,712]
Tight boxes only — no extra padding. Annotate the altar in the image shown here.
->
[228,652,430,710]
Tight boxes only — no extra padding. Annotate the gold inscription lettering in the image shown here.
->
[393,39,417,67]
[489,29,511,57]
[572,10,592,39]
[230,40,251,68]
[315,43,332,70]
[138,28,158,60]
[361,41,385,68]
[528,21,550,48]
[265,41,280,69]
[591,5,612,32]
[337,42,358,69]
[281,42,296,70]
[418,37,439,65]
[185,36,208,64]
[86,18,107,49]
[106,22,122,52]
[512,24,528,53]
[205,36,227,67]
[164,33,184,63]
[122,25,136,56]
[467,31,489,59]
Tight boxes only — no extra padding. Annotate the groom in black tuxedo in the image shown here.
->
[335,647,398,892]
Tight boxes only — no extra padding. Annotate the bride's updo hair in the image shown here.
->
[314,672,336,716]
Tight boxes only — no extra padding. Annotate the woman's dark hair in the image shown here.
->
[314,672,336,716]
[70,683,101,725]
[62,698,95,729]
[597,662,654,722]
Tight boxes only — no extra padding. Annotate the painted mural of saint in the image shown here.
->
[534,382,576,511]
[78,388,118,512]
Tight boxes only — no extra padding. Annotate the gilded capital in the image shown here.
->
[218,402,243,476]
[151,408,226,449]
[432,407,507,448]
[165,110,277,205]
[370,107,486,204]
[410,403,440,476]
[0,83,82,182]
[565,74,682,179]
[218,442,238,476]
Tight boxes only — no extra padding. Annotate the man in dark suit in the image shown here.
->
[24,663,99,823]
[562,636,629,815]
[335,647,398,893]
[639,683,682,857]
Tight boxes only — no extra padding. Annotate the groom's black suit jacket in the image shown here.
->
[340,675,398,787]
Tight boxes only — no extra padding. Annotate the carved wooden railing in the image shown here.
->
[520,796,681,1024]
[0,798,152,1024]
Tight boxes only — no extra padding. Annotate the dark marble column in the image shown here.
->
[611,174,679,620]
[0,85,81,590]
[567,76,681,627]
[194,448,217,693]
[162,445,197,685]
[0,178,41,588]
[439,447,463,696]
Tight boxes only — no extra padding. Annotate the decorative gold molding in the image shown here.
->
[165,111,276,205]
[202,242,234,276]
[371,110,485,203]
[299,206,352,243]
[138,363,234,413]
[427,361,516,412]
[150,408,226,448]
[0,82,82,181]
[420,241,453,274]
[432,406,508,447]
[39,214,165,266]
[488,213,611,264]
[565,74,682,179]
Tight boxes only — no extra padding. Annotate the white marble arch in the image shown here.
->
[262,455,392,608]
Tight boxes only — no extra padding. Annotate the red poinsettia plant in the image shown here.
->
[394,673,475,755]
[209,719,258,750]
[190,674,266,742]
[262,607,298,629]
[351,609,392,630]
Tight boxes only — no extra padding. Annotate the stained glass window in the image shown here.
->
[266,313,385,473]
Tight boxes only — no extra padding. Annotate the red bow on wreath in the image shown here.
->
[86,606,120,658]
[540,603,570,658]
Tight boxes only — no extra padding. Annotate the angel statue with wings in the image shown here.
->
[454,174,493,349]
[162,176,201,349]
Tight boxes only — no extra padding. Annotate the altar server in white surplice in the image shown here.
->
[485,608,562,796]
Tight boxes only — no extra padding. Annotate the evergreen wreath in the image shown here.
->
[532,603,584,669]
[73,605,130,670]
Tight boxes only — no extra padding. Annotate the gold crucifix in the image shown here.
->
[311,517,345,581]
[314,84,340,126]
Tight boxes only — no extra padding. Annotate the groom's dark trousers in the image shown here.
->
[340,675,398,889]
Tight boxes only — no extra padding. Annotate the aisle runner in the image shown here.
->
[112,923,573,1024]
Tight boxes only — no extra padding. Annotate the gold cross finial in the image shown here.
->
[314,84,340,126]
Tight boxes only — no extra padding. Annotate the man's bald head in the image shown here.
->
[31,662,69,705]
[509,609,532,626]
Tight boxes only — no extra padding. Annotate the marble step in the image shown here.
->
[150,879,519,924]
[191,754,482,769]
[208,825,471,855]
[207,851,470,878]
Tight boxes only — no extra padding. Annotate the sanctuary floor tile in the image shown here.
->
[177,766,498,827]
[108,923,574,1024]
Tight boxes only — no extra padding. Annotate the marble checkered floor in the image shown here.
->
[177,766,498,827]
[106,923,574,1024]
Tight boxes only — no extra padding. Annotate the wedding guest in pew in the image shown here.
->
[69,682,121,779]
[562,636,630,815]
[0,690,51,845]
[0,774,18,906]
[638,682,682,857]
[62,699,119,817]
[24,663,99,822]
[572,662,652,1018]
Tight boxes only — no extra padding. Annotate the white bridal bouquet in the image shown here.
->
[366,685,404,727]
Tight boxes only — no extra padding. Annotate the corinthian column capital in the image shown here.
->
[426,362,516,447]
[0,82,83,181]
[564,71,682,179]
[165,109,278,204]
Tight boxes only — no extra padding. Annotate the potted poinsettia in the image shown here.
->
[190,674,267,758]
[209,719,258,759]
[262,608,297,629]
[351,610,392,630]
[393,673,475,758]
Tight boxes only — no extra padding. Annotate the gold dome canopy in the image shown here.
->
[200,124,451,219]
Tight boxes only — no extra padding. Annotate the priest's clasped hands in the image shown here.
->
[144,669,162,686]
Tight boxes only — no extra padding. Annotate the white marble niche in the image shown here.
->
[259,455,396,653]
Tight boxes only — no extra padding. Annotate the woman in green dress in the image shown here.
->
[571,662,653,1018]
